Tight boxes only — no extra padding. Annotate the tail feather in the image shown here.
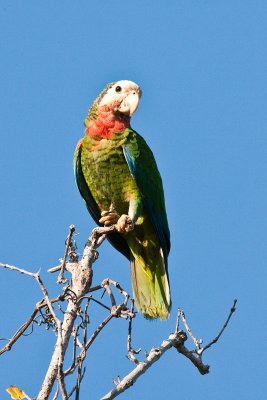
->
[130,250,171,320]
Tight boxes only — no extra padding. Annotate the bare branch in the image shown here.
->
[179,309,202,352]
[67,367,86,399]
[0,295,65,356]
[57,224,76,284]
[0,262,38,278]
[127,300,141,365]
[100,332,186,400]
[174,338,210,375]
[175,308,181,333]
[1,224,237,399]
[100,298,238,399]
[64,279,132,378]
[37,225,118,400]
[81,296,111,312]
[0,307,39,356]
[85,314,113,352]
[35,274,60,327]
[200,299,237,355]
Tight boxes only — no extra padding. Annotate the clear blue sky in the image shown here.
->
[0,1,266,399]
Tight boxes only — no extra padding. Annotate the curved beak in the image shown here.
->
[118,89,141,116]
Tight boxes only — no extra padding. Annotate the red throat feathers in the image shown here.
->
[86,104,130,139]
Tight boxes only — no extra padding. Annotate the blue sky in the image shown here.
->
[0,1,266,399]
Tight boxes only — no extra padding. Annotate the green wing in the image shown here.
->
[74,141,131,260]
[123,130,170,261]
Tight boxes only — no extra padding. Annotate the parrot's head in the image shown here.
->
[85,80,142,138]
[98,80,142,116]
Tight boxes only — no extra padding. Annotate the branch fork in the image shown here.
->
[1,223,237,400]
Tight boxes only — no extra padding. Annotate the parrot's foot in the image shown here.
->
[99,211,134,233]
[116,214,134,234]
[99,210,120,226]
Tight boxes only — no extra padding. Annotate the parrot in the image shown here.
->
[74,80,171,319]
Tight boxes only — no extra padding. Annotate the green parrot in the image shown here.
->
[74,80,171,319]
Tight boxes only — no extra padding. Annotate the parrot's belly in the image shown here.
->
[81,137,139,215]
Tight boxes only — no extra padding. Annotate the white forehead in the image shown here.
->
[99,80,140,106]
[113,80,139,90]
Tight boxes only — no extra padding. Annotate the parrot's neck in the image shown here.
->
[85,105,130,139]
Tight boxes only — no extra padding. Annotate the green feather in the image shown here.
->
[74,127,171,319]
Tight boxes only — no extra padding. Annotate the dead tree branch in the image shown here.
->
[1,224,237,400]
[0,294,65,356]
[100,300,237,399]
[37,226,115,400]
[200,299,237,354]
[101,331,187,400]
[127,300,141,365]
[57,224,76,284]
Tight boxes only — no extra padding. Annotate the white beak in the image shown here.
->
[118,90,140,116]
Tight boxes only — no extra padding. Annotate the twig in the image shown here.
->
[200,299,237,355]
[102,280,116,308]
[0,293,65,356]
[101,279,132,318]
[0,295,65,356]
[107,279,130,307]
[64,314,114,377]
[35,274,60,326]
[179,309,202,351]
[0,263,38,278]
[80,296,111,312]
[66,326,79,374]
[57,224,76,284]
[0,307,39,356]
[127,300,141,365]
[85,313,114,352]
[67,368,86,399]
[175,309,181,333]
[74,362,83,400]
[0,263,60,327]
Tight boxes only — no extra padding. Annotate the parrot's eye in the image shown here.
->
[115,86,122,92]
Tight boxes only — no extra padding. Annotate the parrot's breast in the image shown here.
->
[81,131,139,215]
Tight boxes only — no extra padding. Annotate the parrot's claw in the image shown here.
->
[99,211,134,233]
[116,214,134,234]
[99,210,120,226]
